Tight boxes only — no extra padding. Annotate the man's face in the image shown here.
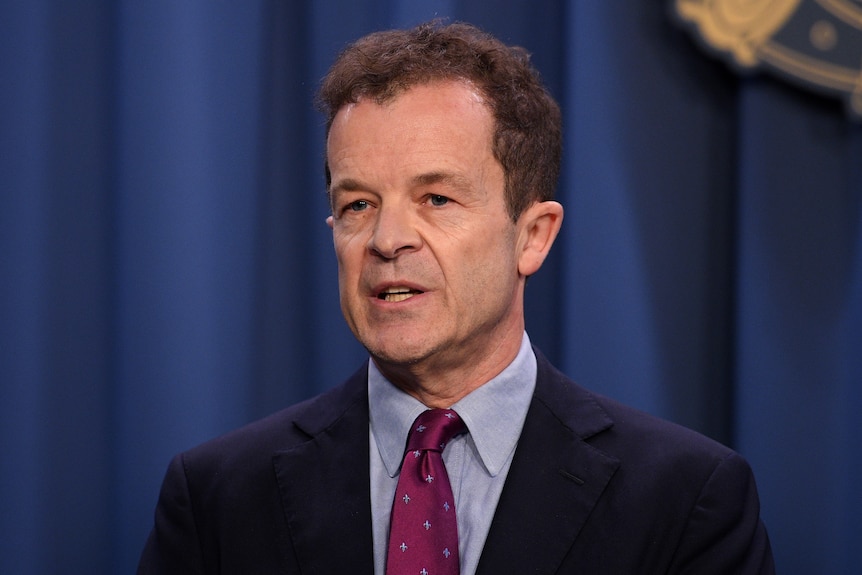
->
[326,81,529,383]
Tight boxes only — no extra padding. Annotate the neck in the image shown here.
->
[373,329,524,408]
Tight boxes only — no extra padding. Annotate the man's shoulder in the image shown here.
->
[589,389,735,466]
[180,363,369,472]
[533,349,737,470]
[527,351,773,573]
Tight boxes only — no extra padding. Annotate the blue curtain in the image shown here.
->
[1,1,860,573]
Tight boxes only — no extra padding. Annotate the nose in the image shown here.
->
[368,204,421,259]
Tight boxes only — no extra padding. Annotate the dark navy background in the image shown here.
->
[2,1,860,573]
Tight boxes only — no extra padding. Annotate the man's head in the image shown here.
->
[317,20,562,221]
[320,22,563,404]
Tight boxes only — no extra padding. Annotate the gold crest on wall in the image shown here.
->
[673,0,862,118]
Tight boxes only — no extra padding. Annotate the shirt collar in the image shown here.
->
[369,333,537,478]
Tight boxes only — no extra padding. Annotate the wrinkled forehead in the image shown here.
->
[324,79,495,183]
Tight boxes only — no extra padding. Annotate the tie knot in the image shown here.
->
[406,409,466,453]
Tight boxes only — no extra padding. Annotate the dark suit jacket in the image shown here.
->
[138,350,774,574]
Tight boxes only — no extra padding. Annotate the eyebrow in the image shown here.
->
[329,178,369,197]
[328,171,474,206]
[411,171,474,194]
[330,171,474,196]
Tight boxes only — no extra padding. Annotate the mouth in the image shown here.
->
[376,286,424,303]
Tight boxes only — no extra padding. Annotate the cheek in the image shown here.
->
[469,223,516,262]
[333,229,366,271]
[448,231,516,291]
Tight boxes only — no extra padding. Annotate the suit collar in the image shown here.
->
[476,350,620,575]
[272,351,620,575]
[530,347,616,441]
[369,332,538,478]
[273,365,375,574]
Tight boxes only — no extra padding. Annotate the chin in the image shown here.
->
[367,346,427,367]
[363,336,438,367]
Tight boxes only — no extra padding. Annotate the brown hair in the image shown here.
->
[317,20,562,220]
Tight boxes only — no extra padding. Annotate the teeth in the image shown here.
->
[383,292,414,302]
[378,287,420,302]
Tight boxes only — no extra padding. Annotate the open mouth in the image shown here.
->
[377,287,424,302]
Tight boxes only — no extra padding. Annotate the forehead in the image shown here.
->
[326,80,495,169]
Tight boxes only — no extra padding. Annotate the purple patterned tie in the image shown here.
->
[386,409,466,575]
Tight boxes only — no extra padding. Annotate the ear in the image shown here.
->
[516,201,564,277]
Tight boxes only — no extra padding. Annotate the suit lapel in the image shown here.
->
[270,353,619,574]
[272,368,375,574]
[476,352,620,575]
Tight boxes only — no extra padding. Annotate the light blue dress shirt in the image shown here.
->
[368,332,537,575]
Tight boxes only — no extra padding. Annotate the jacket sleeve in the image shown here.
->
[668,451,775,574]
[137,453,205,575]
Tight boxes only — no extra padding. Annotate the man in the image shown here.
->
[138,21,774,574]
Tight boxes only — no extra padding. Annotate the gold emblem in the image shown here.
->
[674,0,862,118]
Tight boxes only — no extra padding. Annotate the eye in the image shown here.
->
[348,200,369,212]
[429,195,449,207]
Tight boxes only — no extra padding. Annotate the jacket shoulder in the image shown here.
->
[180,363,368,475]
[533,348,733,464]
